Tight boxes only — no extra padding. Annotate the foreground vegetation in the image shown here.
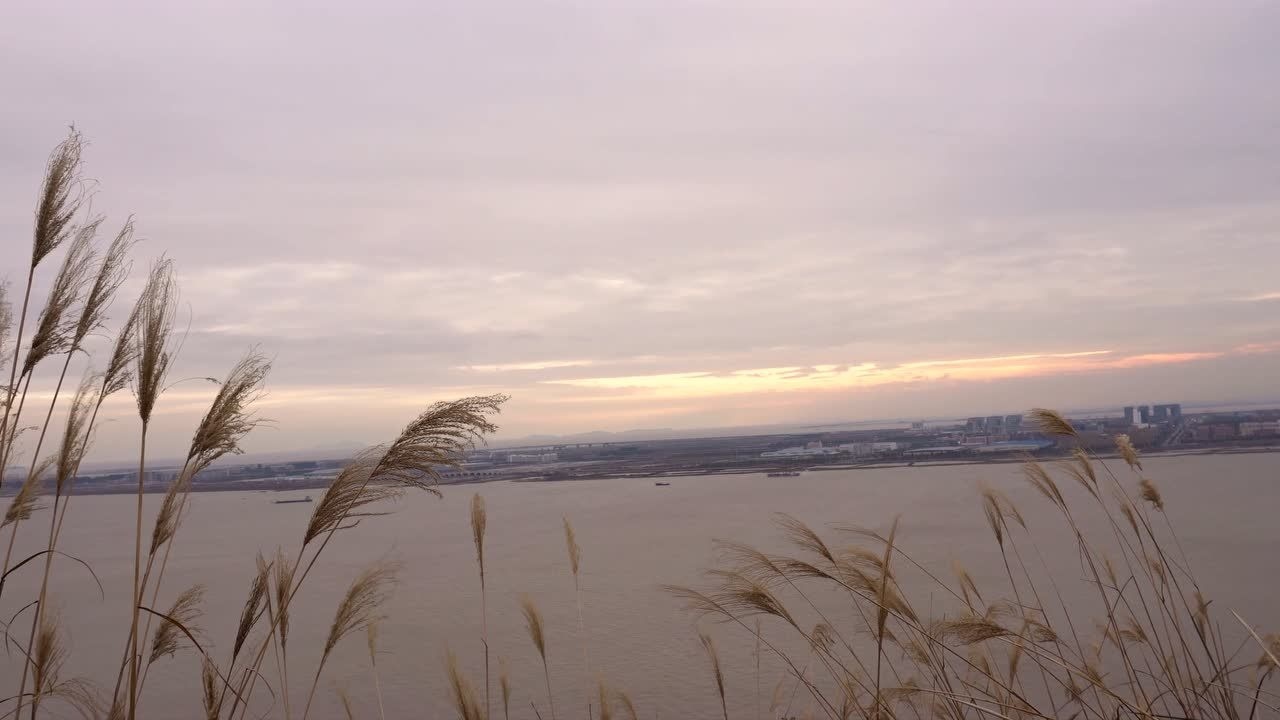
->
[1,132,1276,720]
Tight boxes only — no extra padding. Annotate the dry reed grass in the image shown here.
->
[31,129,86,268]
[613,688,638,720]
[447,648,486,720]
[698,629,730,720]
[367,621,386,720]
[522,593,557,720]
[301,560,399,720]
[666,436,1278,720]
[234,558,271,661]
[71,219,134,351]
[273,549,295,654]
[132,258,178,427]
[499,656,512,720]
[596,679,613,720]
[2,460,48,529]
[472,492,491,720]
[22,219,98,378]
[148,584,205,664]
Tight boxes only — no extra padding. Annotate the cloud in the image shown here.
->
[1241,292,1280,302]
[544,348,1250,400]
[3,1,1280,458]
[458,360,596,372]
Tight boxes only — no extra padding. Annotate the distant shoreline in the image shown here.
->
[508,443,1280,483]
[8,443,1276,497]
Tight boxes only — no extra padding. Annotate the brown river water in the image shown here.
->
[1,453,1276,719]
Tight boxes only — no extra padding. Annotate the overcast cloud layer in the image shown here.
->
[3,1,1279,461]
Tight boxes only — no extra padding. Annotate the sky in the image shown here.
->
[2,1,1279,462]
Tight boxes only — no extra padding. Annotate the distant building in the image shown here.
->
[966,417,986,433]
[838,442,901,456]
[1138,406,1151,424]
[910,421,925,431]
[1153,405,1169,422]
[972,440,1054,454]
[1193,424,1238,442]
[508,453,558,464]
[761,445,840,458]
[985,415,1004,433]
[1240,421,1280,437]
[1004,414,1023,434]
[1123,406,1135,425]
[1170,404,1182,418]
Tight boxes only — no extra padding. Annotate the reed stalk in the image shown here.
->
[367,622,386,720]
[564,516,590,716]
[472,492,490,720]
[522,593,557,720]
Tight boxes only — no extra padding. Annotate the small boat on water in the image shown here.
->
[766,471,801,477]
[654,481,671,486]
[273,495,313,504]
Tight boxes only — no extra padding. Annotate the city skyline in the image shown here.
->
[3,2,1279,461]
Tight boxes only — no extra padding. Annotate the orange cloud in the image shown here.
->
[544,346,1255,400]
[1103,352,1223,368]
[1234,341,1280,355]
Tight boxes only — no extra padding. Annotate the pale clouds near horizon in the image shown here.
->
[2,1,1279,459]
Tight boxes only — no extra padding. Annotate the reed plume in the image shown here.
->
[55,373,98,494]
[148,584,206,664]
[304,395,507,560]
[367,622,386,720]
[0,130,85,490]
[30,607,69,716]
[0,286,11,376]
[597,679,613,720]
[563,515,590,716]
[133,258,177,426]
[613,688,638,720]
[71,218,135,351]
[472,492,491,720]
[1030,407,1078,438]
[201,658,220,720]
[521,593,556,720]
[446,648,487,720]
[306,394,510,552]
[563,516,581,577]
[275,547,296,652]
[148,467,193,558]
[698,629,729,720]
[184,348,272,475]
[365,393,508,490]
[1138,478,1164,511]
[1114,433,1141,471]
[2,457,48,529]
[101,291,142,399]
[128,258,177,720]
[303,560,400,720]
[235,555,271,660]
[499,656,511,720]
[31,129,87,268]
[29,604,101,717]
[303,449,402,545]
[22,218,99,379]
